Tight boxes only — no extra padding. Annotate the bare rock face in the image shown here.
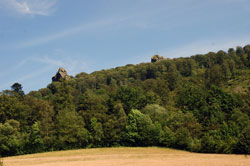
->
[52,67,70,82]
[151,55,165,62]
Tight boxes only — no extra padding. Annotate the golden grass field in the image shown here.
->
[3,147,250,166]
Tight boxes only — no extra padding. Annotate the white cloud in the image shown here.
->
[0,0,57,16]
[0,51,90,92]
[14,18,125,49]
[32,51,90,75]
[35,56,89,75]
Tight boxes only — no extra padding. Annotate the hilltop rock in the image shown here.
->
[52,67,70,82]
[151,55,165,62]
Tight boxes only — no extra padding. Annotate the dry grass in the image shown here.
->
[3,147,250,166]
[0,158,3,166]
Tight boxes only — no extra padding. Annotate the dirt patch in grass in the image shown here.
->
[3,147,250,166]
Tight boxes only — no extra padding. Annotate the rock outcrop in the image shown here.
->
[151,55,165,62]
[52,67,70,82]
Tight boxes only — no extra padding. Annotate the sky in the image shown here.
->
[0,0,250,93]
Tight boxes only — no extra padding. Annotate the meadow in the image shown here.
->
[3,147,250,166]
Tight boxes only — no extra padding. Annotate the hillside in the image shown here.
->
[3,147,250,166]
[0,45,250,157]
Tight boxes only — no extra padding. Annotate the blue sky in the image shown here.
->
[0,0,250,93]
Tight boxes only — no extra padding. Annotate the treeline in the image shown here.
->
[0,45,250,156]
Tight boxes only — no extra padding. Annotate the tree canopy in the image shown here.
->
[0,45,250,156]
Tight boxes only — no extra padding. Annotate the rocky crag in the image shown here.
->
[151,55,165,62]
[52,67,70,82]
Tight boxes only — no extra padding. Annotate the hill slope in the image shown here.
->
[0,45,250,156]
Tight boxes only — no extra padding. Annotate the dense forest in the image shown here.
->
[0,45,250,157]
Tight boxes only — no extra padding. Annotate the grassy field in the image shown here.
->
[2,147,250,166]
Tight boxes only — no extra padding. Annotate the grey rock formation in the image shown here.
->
[52,67,70,82]
[151,55,165,62]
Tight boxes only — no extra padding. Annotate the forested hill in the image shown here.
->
[1,45,250,157]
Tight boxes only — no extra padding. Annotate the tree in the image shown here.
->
[159,126,175,147]
[236,46,248,67]
[175,58,196,77]
[103,103,127,145]
[77,89,108,113]
[11,83,24,97]
[243,45,250,67]
[235,126,250,154]
[125,109,158,146]
[89,117,104,147]
[116,87,146,113]
[236,46,244,56]
[165,64,180,91]
[205,64,224,85]
[141,104,167,125]
[0,120,22,156]
[35,100,55,149]
[28,122,44,153]
[55,109,88,149]
[216,50,227,65]
[176,84,207,112]
[174,127,192,150]
[141,79,169,106]
[0,95,31,125]
[51,81,75,112]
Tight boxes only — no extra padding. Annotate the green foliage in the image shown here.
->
[0,45,250,156]
[175,58,196,77]
[0,95,31,125]
[11,82,24,97]
[77,89,108,113]
[28,122,44,153]
[165,64,181,91]
[56,109,88,149]
[159,126,175,147]
[0,120,22,156]
[125,109,158,146]
[235,126,250,154]
[174,127,192,150]
[89,117,104,147]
